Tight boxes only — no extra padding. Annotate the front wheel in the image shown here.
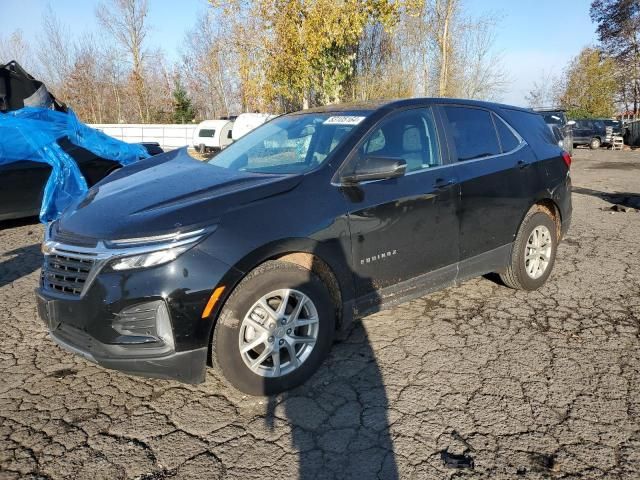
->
[499,208,558,290]
[590,137,601,149]
[211,260,335,395]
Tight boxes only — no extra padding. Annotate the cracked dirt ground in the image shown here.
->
[1,149,639,479]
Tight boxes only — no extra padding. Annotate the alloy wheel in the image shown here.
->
[238,289,319,378]
[524,225,552,279]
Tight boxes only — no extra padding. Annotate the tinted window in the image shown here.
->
[501,109,559,156]
[199,129,215,138]
[358,107,441,172]
[444,106,500,161]
[492,114,520,152]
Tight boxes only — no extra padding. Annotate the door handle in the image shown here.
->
[517,160,530,169]
[434,178,455,190]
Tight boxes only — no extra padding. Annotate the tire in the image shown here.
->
[499,208,558,291]
[590,137,601,149]
[211,260,336,395]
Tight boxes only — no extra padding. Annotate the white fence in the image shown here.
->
[89,124,197,150]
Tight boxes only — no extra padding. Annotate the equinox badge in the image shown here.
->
[361,250,398,265]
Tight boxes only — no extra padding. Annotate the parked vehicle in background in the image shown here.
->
[572,119,607,149]
[602,118,622,135]
[548,124,564,149]
[231,113,276,141]
[140,142,164,156]
[534,108,575,154]
[1,138,125,221]
[192,120,234,153]
[37,98,572,395]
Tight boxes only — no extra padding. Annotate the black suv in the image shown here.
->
[36,99,572,395]
[572,118,622,149]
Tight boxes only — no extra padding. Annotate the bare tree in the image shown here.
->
[181,11,236,119]
[0,30,33,69]
[37,6,73,91]
[525,70,563,109]
[96,0,151,122]
[434,0,458,96]
[451,15,510,101]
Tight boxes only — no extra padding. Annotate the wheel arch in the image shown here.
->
[204,238,355,365]
[519,197,562,242]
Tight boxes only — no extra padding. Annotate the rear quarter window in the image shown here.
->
[492,113,520,152]
[443,106,500,161]
[500,108,560,159]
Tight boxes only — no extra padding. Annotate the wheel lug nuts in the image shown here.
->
[268,336,274,343]
[281,318,287,325]
[279,339,284,345]
[286,329,292,334]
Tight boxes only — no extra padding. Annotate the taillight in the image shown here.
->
[562,151,572,169]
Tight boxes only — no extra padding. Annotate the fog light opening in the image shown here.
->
[155,302,175,350]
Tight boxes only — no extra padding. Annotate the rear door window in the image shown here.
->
[443,106,500,161]
[492,114,520,153]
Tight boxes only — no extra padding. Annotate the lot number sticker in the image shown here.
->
[323,116,366,125]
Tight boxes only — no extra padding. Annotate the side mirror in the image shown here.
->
[341,156,407,184]
[566,120,576,126]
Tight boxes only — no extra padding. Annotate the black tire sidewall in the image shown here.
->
[213,263,335,396]
[513,212,557,290]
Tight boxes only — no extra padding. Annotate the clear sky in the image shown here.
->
[1,0,598,107]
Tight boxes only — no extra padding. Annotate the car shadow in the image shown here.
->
[572,186,640,209]
[0,243,42,288]
[0,216,40,230]
[261,242,398,478]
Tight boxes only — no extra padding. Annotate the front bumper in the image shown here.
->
[36,240,242,384]
[46,311,208,383]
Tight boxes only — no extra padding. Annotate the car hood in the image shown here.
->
[56,148,303,240]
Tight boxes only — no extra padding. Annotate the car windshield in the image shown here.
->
[208,113,366,174]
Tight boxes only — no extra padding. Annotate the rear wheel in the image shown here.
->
[499,208,558,290]
[211,260,335,395]
[590,137,601,149]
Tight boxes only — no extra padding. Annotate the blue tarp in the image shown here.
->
[0,107,149,222]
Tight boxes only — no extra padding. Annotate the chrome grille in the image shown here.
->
[41,252,95,297]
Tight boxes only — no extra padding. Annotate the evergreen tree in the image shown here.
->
[172,78,195,124]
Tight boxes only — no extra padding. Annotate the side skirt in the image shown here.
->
[346,243,512,323]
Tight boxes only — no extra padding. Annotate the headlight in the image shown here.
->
[107,227,214,271]
[110,244,192,271]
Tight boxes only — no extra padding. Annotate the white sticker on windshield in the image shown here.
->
[323,115,365,125]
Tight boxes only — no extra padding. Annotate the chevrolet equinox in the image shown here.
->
[37,99,572,395]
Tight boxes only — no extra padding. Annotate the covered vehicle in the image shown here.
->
[0,138,162,222]
[192,120,234,153]
[0,61,149,222]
